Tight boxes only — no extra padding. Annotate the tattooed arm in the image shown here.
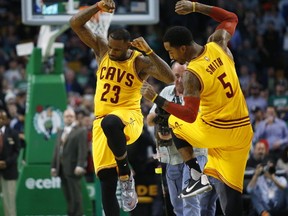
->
[131,37,175,84]
[69,0,115,59]
[141,71,201,123]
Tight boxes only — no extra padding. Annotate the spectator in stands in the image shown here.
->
[268,82,288,122]
[278,0,288,22]
[261,4,287,36]
[245,139,270,198]
[237,39,257,72]
[262,20,283,68]
[276,146,288,176]
[253,106,288,161]
[3,90,26,141]
[243,0,259,11]
[15,90,26,116]
[247,139,270,169]
[255,36,271,78]
[3,59,22,89]
[265,67,276,94]
[246,82,268,122]
[67,92,83,110]
[6,102,25,148]
[247,160,287,216]
[76,64,95,90]
[238,65,252,97]
[64,68,83,95]
[4,91,16,109]
[251,106,265,131]
[146,61,211,216]
[51,108,88,216]
[0,109,20,216]
[79,94,94,114]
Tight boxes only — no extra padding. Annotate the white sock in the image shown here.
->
[190,168,201,181]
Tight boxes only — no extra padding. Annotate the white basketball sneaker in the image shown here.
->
[119,174,138,212]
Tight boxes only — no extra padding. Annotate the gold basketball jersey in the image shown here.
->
[187,42,250,128]
[94,50,143,117]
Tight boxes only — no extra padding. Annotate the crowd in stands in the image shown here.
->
[1,0,288,215]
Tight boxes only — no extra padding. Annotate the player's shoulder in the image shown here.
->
[206,41,222,50]
[134,51,153,70]
[134,51,149,63]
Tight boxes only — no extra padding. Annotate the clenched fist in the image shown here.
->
[97,0,115,13]
[141,81,157,101]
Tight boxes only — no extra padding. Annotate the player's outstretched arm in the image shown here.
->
[141,72,201,124]
[175,1,238,49]
[131,37,175,84]
[69,1,115,57]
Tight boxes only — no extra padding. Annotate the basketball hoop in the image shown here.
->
[79,6,114,39]
[37,24,69,62]
[88,11,114,39]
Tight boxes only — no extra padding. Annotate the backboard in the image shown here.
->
[21,0,159,25]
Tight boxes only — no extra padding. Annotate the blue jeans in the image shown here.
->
[165,155,207,216]
[249,187,287,215]
[200,176,218,216]
[209,177,243,216]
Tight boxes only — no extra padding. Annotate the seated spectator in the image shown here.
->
[253,106,288,161]
[268,82,288,122]
[4,59,22,89]
[64,68,83,95]
[15,90,26,116]
[247,139,270,169]
[6,102,25,148]
[4,91,16,109]
[246,82,268,123]
[244,139,270,198]
[247,160,287,216]
[251,106,265,131]
[276,146,288,176]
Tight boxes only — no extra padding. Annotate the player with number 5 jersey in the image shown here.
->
[187,42,250,126]
[140,1,253,215]
[168,40,252,193]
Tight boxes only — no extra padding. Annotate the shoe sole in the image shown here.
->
[122,198,138,212]
[178,184,212,199]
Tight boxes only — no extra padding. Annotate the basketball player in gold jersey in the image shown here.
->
[70,1,174,215]
[141,1,253,215]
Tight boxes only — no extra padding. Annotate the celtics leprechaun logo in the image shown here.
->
[33,106,63,140]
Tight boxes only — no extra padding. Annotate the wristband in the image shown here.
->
[192,2,196,12]
[151,94,158,102]
[154,95,166,108]
[146,49,154,55]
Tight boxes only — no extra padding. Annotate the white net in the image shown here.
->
[67,0,114,39]
[85,11,114,39]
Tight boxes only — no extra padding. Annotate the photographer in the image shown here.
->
[147,61,212,216]
[247,160,287,216]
